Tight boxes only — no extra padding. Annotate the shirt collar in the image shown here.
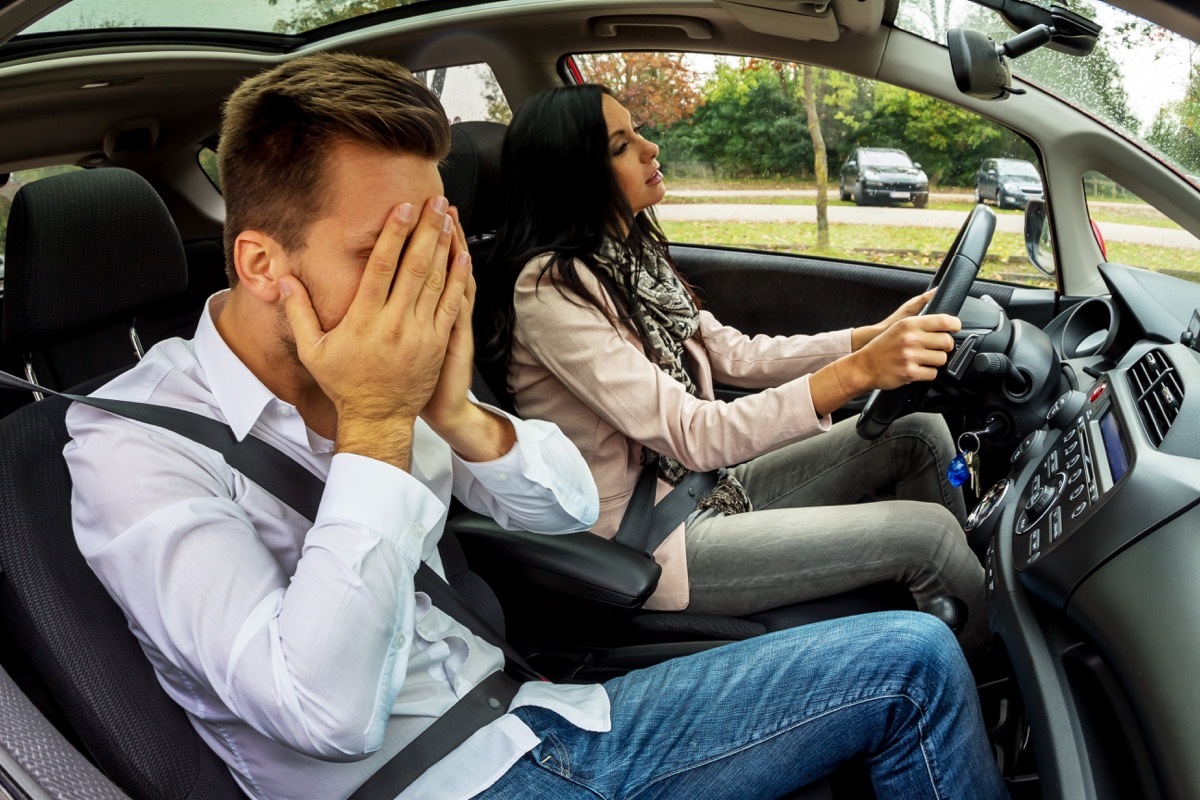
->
[193,291,285,442]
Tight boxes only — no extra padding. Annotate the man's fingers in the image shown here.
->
[279,276,323,357]
[391,196,452,314]
[413,206,458,320]
[354,202,415,314]
[449,206,469,254]
[433,251,472,338]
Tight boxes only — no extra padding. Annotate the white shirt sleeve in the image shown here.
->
[66,408,442,762]
[448,400,599,533]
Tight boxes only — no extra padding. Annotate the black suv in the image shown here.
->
[838,147,929,207]
[974,158,1044,209]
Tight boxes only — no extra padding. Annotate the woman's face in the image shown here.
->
[602,93,664,217]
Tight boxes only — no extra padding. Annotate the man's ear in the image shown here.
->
[232,230,288,302]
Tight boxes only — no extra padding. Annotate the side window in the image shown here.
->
[570,52,1050,288]
[198,146,220,191]
[0,165,84,281]
[1084,171,1200,282]
[413,63,511,125]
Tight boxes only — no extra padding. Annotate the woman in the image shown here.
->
[487,83,987,657]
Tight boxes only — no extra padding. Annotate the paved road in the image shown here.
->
[658,195,1200,249]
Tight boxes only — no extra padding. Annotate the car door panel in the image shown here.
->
[670,244,1058,406]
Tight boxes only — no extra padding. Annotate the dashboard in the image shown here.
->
[965,264,1200,799]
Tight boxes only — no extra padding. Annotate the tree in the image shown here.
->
[576,53,701,131]
[684,59,811,178]
[804,65,829,248]
[477,65,512,124]
[268,0,417,33]
[1148,70,1200,173]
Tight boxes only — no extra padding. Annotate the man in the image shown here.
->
[66,53,1008,800]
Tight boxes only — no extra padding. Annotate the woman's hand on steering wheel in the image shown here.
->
[853,288,938,351]
[856,204,997,439]
[852,313,962,390]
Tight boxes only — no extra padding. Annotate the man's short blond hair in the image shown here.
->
[218,52,451,285]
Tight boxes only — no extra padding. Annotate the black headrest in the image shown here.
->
[3,168,187,351]
[440,121,506,239]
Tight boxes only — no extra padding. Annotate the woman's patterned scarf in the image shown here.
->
[590,237,751,517]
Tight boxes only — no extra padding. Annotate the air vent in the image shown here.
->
[1127,349,1184,446]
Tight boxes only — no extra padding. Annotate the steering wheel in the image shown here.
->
[856,204,997,439]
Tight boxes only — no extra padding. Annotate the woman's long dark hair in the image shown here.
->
[482,83,690,373]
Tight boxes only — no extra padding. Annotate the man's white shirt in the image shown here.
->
[65,291,607,800]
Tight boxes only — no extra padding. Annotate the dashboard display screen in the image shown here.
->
[1099,410,1129,483]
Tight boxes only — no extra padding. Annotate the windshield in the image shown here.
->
[861,150,914,167]
[896,0,1199,179]
[997,159,1041,178]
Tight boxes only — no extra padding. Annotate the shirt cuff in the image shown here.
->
[453,402,599,526]
[315,452,446,569]
[830,327,854,356]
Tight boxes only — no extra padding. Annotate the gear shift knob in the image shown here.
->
[920,594,969,635]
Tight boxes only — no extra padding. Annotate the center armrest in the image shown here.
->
[446,511,661,609]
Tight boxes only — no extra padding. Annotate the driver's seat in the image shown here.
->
[440,121,913,666]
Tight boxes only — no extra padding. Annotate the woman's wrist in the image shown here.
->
[850,324,882,352]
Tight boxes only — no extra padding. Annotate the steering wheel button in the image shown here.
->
[1050,507,1062,540]
[1029,529,1041,553]
[1046,451,1059,473]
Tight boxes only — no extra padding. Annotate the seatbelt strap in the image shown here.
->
[2,370,541,794]
[349,670,520,799]
[614,464,719,556]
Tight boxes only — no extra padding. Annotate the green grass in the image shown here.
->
[658,219,1200,287]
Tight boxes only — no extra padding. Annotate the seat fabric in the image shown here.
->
[2,168,189,393]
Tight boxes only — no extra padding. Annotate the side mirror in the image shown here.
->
[914,162,923,170]
[1023,199,1055,277]
[846,160,856,169]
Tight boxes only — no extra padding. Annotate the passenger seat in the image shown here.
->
[1,168,188,398]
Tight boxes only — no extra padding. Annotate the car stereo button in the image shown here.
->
[1069,468,1083,484]
[1069,484,1084,502]
[1089,382,1107,403]
[1072,501,1087,519]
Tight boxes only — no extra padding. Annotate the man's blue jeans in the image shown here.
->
[481,611,1007,799]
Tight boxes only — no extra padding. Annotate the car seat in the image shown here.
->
[0,169,508,799]
[1,169,188,397]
